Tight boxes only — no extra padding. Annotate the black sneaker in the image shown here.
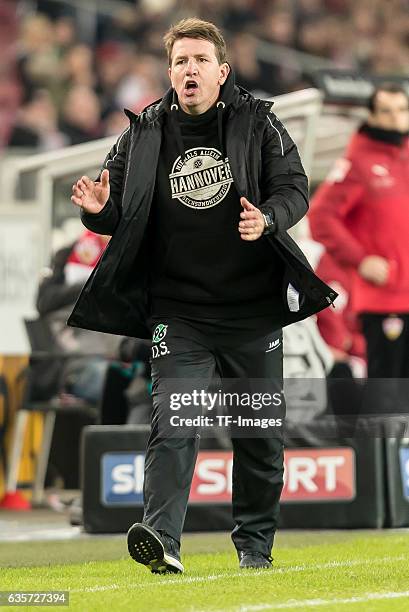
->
[127,523,184,574]
[238,550,273,569]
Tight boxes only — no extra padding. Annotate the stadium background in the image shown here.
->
[1,0,408,150]
[0,1,409,611]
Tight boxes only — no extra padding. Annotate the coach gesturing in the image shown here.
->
[69,18,335,573]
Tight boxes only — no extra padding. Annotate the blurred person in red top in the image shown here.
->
[309,83,409,384]
[65,230,110,285]
[315,251,366,367]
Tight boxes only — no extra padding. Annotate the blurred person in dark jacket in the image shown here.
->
[59,85,102,145]
[60,44,96,91]
[35,230,119,404]
[100,336,152,426]
[229,32,286,97]
[16,14,59,93]
[8,88,66,150]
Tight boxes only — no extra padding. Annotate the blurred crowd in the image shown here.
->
[1,0,408,151]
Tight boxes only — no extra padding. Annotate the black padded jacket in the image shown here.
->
[68,74,336,338]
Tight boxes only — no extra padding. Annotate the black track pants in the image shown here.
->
[360,313,409,414]
[142,315,285,556]
[361,313,409,378]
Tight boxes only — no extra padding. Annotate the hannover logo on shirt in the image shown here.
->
[169,147,234,209]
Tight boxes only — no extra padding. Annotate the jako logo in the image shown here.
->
[266,338,281,352]
[102,453,145,506]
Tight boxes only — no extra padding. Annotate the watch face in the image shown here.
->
[264,213,273,227]
[262,212,275,234]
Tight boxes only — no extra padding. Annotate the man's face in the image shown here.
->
[168,37,229,115]
[368,91,409,133]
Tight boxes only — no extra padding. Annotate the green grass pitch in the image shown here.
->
[1,531,409,611]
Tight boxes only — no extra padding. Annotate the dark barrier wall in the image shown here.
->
[383,417,409,528]
[82,426,147,534]
[82,426,236,533]
[279,420,385,529]
[81,419,395,533]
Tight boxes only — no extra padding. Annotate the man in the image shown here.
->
[309,84,409,407]
[69,18,335,573]
[35,230,116,405]
[314,250,366,366]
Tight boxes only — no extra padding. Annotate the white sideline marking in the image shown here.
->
[222,590,409,611]
[70,554,408,594]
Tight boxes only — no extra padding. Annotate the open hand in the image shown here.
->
[71,169,110,214]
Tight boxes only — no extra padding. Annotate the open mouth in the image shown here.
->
[184,80,199,96]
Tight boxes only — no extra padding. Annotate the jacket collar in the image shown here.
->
[358,122,408,147]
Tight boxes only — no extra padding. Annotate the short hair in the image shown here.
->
[368,83,409,113]
[163,17,227,66]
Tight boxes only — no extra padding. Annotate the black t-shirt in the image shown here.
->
[149,105,284,318]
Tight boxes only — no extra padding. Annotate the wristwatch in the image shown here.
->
[262,211,275,235]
